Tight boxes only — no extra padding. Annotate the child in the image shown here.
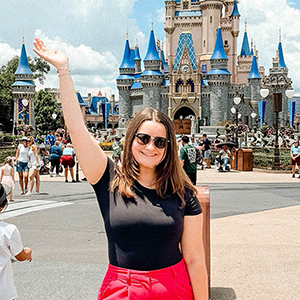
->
[0,157,14,202]
[0,183,32,300]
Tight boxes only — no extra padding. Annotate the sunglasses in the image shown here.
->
[135,133,169,149]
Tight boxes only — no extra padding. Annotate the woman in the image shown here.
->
[49,141,62,177]
[61,144,75,183]
[290,139,300,178]
[33,38,208,300]
[26,136,41,195]
[15,136,30,195]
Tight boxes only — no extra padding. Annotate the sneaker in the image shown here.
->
[292,174,295,178]
[50,173,54,177]
[56,174,60,177]
[72,179,76,183]
[32,190,40,195]
[19,191,25,195]
[65,179,68,183]
[25,191,32,196]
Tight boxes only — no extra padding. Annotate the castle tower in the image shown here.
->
[237,22,253,84]
[116,36,135,127]
[207,28,231,125]
[228,0,240,83]
[264,31,292,126]
[141,26,164,111]
[134,42,142,74]
[12,38,36,132]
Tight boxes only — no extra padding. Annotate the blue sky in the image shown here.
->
[0,0,299,98]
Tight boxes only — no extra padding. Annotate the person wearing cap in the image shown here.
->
[290,140,300,178]
[15,137,30,195]
[0,183,32,300]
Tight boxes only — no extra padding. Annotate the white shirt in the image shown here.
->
[0,221,24,300]
[17,144,29,163]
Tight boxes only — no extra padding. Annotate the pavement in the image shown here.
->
[10,166,300,300]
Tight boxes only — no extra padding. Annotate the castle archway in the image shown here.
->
[173,106,196,135]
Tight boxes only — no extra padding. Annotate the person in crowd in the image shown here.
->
[0,183,32,300]
[33,38,208,300]
[201,133,211,169]
[44,131,56,149]
[112,136,122,165]
[290,139,300,178]
[190,136,198,147]
[180,135,198,185]
[49,141,63,177]
[15,136,30,195]
[61,144,75,183]
[215,144,231,172]
[0,157,15,202]
[26,137,41,195]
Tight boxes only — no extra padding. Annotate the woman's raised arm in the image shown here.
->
[33,38,107,184]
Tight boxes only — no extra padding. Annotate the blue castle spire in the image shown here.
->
[210,28,228,60]
[278,30,287,68]
[15,38,33,75]
[230,1,240,17]
[135,45,141,61]
[240,23,251,57]
[248,56,261,79]
[119,38,132,69]
[144,27,161,62]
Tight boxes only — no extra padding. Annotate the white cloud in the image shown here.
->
[33,29,119,96]
[239,0,300,92]
[0,43,19,66]
[156,8,165,23]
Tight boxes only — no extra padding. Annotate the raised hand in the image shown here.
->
[33,38,69,71]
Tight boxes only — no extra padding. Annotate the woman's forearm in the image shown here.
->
[186,260,208,300]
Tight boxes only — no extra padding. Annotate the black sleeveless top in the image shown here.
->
[92,158,202,271]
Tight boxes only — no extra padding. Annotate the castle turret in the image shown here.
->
[207,28,231,125]
[200,0,223,59]
[12,38,36,130]
[237,22,253,84]
[141,26,163,110]
[116,36,135,127]
[229,0,240,83]
[248,55,261,104]
[134,42,142,74]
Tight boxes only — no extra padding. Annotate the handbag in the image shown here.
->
[59,164,63,173]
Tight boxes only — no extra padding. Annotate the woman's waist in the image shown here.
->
[107,258,186,281]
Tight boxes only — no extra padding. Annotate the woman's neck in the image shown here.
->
[138,168,157,189]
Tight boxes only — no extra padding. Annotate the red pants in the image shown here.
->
[97,259,194,300]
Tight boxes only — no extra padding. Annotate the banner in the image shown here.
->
[288,101,296,127]
[106,103,111,129]
[258,101,266,127]
[101,98,106,129]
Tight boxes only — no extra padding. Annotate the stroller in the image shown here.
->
[39,156,50,175]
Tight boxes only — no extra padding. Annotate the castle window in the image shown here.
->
[183,1,188,9]
[204,40,206,48]
[175,79,184,93]
[187,79,194,92]
[210,16,212,23]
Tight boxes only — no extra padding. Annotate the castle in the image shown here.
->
[116,0,293,134]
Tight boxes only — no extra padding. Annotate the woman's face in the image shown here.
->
[131,120,167,172]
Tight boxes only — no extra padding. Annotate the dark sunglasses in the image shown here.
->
[135,133,169,149]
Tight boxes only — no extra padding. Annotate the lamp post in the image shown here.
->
[231,96,242,148]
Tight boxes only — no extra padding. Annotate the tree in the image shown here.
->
[0,56,50,133]
[34,90,61,137]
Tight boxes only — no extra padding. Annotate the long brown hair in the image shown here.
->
[111,108,196,204]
